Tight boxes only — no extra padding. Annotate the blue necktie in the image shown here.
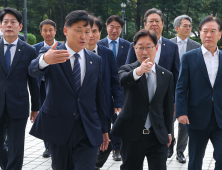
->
[5,44,13,74]
[73,53,81,94]
[145,70,154,130]
[111,40,117,58]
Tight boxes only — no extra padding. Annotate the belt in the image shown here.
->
[143,128,154,134]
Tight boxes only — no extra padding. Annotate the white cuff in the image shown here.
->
[39,54,49,69]
[133,68,143,81]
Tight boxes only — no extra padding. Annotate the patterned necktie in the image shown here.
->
[73,53,81,94]
[145,70,154,130]
[111,40,117,58]
[180,40,186,60]
[5,44,13,74]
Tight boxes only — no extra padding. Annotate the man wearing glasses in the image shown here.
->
[111,29,174,170]
[169,15,201,163]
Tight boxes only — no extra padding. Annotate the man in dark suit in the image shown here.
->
[97,15,130,161]
[33,19,62,158]
[28,10,110,170]
[126,8,180,92]
[85,16,123,170]
[0,8,40,170]
[169,15,201,163]
[176,16,222,170]
[111,29,174,170]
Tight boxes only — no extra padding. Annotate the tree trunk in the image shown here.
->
[186,0,191,15]
[4,0,7,7]
[88,0,91,12]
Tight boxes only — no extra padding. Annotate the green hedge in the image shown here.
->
[19,32,37,45]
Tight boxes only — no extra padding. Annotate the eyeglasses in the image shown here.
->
[135,46,156,52]
[148,20,161,24]
[182,25,192,28]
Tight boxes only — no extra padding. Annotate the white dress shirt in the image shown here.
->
[3,38,18,65]
[155,36,162,64]
[201,45,219,87]
[43,39,56,47]
[39,43,86,85]
[177,36,188,58]
[92,44,98,55]
[107,36,119,56]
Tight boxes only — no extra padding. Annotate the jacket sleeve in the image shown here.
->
[96,57,108,133]
[27,49,40,111]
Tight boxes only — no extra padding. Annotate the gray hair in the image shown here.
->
[173,15,192,29]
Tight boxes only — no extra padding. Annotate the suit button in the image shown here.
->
[73,113,76,116]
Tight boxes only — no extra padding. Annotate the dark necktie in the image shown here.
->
[73,53,81,94]
[92,50,96,53]
[5,44,13,74]
[111,40,117,58]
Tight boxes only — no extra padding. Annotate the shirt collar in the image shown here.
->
[177,36,188,43]
[93,44,98,54]
[107,36,119,44]
[201,45,219,56]
[3,38,18,45]
[158,36,162,44]
[44,39,56,47]
[65,42,84,59]
[152,63,156,73]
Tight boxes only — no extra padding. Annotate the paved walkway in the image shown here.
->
[1,120,215,170]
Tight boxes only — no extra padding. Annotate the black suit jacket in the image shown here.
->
[111,61,174,144]
[0,38,40,118]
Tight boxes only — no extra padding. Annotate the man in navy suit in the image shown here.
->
[86,16,123,170]
[176,16,222,170]
[29,10,109,170]
[0,8,40,170]
[126,8,180,95]
[33,19,62,158]
[97,15,130,161]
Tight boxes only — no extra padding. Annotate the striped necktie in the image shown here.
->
[73,53,81,94]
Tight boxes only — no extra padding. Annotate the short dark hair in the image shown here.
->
[0,7,22,24]
[39,19,56,31]
[94,17,103,32]
[64,10,94,28]
[106,15,124,28]
[133,29,157,45]
[198,15,222,31]
[144,8,164,23]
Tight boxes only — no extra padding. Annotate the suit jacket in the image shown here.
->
[33,41,62,85]
[176,48,222,130]
[125,37,180,89]
[97,44,123,119]
[111,61,174,144]
[170,37,201,52]
[97,37,130,68]
[0,38,40,119]
[28,43,108,146]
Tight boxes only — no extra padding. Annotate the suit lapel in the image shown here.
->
[186,38,193,52]
[59,43,77,95]
[152,64,163,102]
[0,38,7,75]
[193,48,211,86]
[116,38,123,63]
[104,38,109,48]
[213,51,222,87]
[8,39,25,77]
[78,49,93,96]
[158,37,168,66]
